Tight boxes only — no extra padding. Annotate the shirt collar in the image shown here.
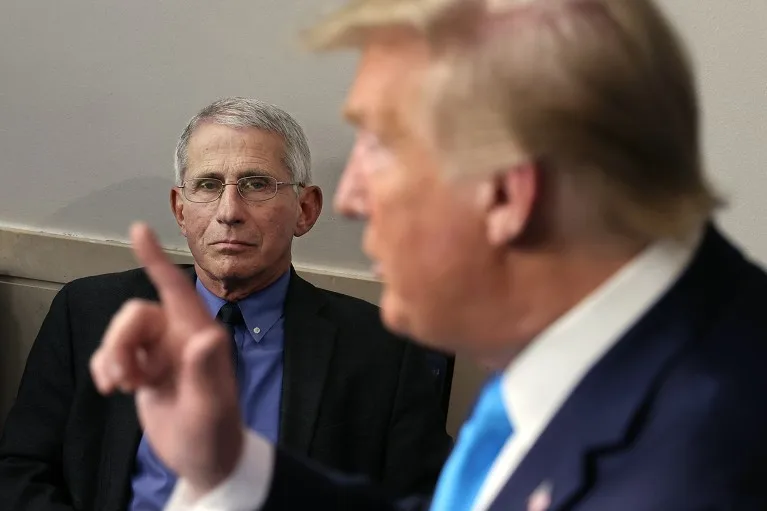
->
[195,270,291,344]
[501,229,703,439]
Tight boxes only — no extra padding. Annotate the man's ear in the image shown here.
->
[483,162,539,246]
[294,185,323,237]
[170,187,188,237]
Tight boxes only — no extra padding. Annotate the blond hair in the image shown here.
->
[306,0,721,239]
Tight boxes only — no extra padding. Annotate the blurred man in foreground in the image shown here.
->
[91,1,767,510]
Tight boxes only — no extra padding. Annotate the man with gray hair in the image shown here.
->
[0,97,452,510]
[91,0,767,510]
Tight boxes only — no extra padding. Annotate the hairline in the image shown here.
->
[174,99,313,187]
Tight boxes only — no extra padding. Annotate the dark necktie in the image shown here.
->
[217,302,244,378]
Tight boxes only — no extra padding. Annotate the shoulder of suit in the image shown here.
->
[311,285,380,315]
[656,249,767,415]
[306,286,411,352]
[294,277,389,326]
[60,266,155,298]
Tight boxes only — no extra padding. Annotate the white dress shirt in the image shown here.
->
[471,230,701,511]
[164,432,273,511]
[165,231,701,511]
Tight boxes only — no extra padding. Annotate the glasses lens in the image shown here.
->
[239,176,277,201]
[185,178,223,203]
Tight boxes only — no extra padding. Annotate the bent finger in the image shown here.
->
[91,299,166,394]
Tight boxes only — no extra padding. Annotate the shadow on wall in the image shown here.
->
[43,176,186,248]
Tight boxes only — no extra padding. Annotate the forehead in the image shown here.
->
[344,31,432,137]
[186,123,288,177]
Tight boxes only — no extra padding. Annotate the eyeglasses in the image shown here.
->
[179,176,301,203]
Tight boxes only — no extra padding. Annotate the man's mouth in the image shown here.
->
[211,240,256,251]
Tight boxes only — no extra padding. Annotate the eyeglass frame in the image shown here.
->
[177,175,304,204]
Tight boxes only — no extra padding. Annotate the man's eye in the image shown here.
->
[362,135,394,173]
[198,180,220,190]
[190,179,221,192]
[241,177,270,191]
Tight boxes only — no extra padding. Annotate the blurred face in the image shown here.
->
[171,123,321,299]
[335,33,514,354]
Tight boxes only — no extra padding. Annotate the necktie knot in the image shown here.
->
[218,302,244,326]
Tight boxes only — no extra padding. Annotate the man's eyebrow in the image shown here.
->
[185,170,223,180]
[237,169,278,179]
[187,169,278,180]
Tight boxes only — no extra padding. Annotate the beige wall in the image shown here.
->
[0,0,765,272]
[0,226,486,436]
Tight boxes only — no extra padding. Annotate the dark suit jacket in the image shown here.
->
[0,267,452,511]
[259,226,767,511]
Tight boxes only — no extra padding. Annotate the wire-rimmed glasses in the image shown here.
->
[179,176,300,203]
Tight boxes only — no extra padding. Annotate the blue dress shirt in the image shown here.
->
[129,270,290,511]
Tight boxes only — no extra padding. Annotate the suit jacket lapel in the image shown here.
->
[279,268,337,455]
[489,226,738,511]
[99,266,196,510]
[490,313,696,511]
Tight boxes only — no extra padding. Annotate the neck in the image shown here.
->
[194,262,290,302]
[478,237,649,372]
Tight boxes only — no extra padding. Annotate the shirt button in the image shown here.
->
[253,327,261,334]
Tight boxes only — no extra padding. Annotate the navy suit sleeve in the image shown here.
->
[0,287,77,510]
[263,449,431,511]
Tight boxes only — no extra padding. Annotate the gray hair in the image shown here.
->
[174,97,312,186]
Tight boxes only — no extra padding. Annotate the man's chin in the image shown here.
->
[381,291,433,344]
[198,259,261,282]
[379,290,410,334]
[380,289,463,354]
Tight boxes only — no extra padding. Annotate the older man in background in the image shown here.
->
[91,1,767,510]
[0,98,451,511]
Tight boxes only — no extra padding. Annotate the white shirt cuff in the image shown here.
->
[164,429,274,511]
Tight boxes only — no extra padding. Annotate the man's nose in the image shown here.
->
[216,184,247,224]
[334,140,370,219]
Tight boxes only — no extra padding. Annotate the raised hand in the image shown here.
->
[90,223,244,496]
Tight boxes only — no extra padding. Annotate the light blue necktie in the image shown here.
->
[430,375,513,511]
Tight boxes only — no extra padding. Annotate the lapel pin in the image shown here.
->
[527,481,553,511]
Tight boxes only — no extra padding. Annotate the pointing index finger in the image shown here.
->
[130,223,210,330]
